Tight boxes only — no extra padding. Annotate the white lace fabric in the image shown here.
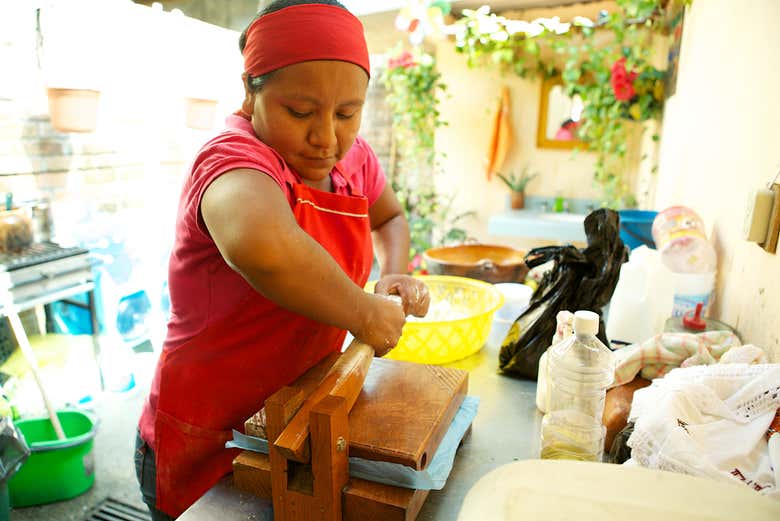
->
[627,363,780,499]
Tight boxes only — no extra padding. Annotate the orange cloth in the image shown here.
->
[485,86,513,180]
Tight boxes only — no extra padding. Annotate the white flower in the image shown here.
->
[526,22,545,37]
[505,20,530,36]
[491,30,509,42]
[572,16,595,28]
[476,15,501,35]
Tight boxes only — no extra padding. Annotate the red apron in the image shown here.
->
[147,180,373,517]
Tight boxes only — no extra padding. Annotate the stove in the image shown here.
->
[0,242,95,306]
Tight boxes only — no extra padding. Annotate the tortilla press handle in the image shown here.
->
[273,338,374,463]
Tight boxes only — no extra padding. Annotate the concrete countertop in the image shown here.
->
[179,342,542,521]
[488,209,587,243]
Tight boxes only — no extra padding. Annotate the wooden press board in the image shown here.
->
[245,355,468,470]
[237,356,468,520]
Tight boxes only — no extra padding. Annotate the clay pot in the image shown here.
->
[0,209,33,253]
[47,88,100,133]
[510,191,525,210]
[423,244,528,284]
[185,97,218,130]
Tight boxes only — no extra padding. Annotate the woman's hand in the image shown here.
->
[352,293,406,357]
[374,274,430,318]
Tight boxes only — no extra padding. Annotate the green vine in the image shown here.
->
[453,0,689,208]
[380,45,471,269]
[381,46,444,165]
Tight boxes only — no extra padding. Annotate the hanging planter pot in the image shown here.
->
[184,97,218,130]
[46,88,101,133]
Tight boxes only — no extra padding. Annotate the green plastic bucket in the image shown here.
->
[0,481,8,521]
[8,410,98,507]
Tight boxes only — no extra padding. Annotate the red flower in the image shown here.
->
[388,51,416,69]
[610,57,638,102]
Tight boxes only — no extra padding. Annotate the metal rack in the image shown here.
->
[0,242,103,389]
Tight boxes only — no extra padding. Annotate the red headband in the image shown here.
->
[243,4,370,79]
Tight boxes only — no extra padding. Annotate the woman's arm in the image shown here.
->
[369,184,430,317]
[369,183,410,277]
[201,169,405,354]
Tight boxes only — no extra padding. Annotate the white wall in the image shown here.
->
[653,0,780,360]
[432,43,601,248]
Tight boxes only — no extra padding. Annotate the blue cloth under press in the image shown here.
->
[226,395,479,490]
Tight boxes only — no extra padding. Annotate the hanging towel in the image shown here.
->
[485,86,513,180]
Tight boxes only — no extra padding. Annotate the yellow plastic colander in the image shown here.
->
[366,275,503,365]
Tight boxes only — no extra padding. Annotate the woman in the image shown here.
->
[135,1,430,518]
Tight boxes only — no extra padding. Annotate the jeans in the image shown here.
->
[134,430,175,521]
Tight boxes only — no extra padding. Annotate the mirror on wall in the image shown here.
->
[537,76,585,150]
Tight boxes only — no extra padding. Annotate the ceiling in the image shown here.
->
[130,1,608,31]
[343,0,603,16]
[455,0,602,10]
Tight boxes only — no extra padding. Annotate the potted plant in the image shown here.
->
[497,167,539,210]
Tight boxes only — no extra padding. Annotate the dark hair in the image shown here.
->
[240,0,348,93]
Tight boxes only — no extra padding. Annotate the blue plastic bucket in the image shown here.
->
[618,210,658,250]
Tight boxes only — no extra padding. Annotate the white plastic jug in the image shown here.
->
[485,283,533,350]
[606,246,675,345]
[671,271,716,317]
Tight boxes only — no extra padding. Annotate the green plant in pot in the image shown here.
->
[497,167,539,210]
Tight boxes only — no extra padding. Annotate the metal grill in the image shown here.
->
[0,242,88,272]
[85,497,151,521]
[0,241,93,299]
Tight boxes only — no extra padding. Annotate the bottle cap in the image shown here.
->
[573,310,599,336]
[682,302,707,331]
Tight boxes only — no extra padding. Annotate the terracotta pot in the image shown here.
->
[510,191,525,210]
[0,209,33,253]
[185,97,218,130]
[47,88,100,133]
[423,244,528,284]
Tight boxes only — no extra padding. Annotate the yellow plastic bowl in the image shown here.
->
[366,275,503,365]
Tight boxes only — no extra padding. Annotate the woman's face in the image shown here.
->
[243,60,369,187]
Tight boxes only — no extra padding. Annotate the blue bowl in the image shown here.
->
[618,210,658,250]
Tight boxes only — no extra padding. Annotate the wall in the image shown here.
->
[428,2,671,248]
[362,10,406,55]
[0,0,243,297]
[652,0,780,361]
[433,42,601,246]
[359,3,660,248]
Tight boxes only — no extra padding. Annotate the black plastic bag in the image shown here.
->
[606,422,635,464]
[498,209,628,379]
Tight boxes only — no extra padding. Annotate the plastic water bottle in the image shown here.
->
[536,311,574,413]
[540,310,613,461]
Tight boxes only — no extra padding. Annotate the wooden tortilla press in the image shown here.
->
[233,339,469,521]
